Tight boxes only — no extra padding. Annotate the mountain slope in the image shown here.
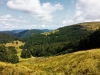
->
[1,30,26,35]
[1,29,50,38]
[24,22,100,56]
[0,49,100,75]
[18,29,50,38]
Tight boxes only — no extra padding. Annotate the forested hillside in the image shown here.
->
[79,29,100,50]
[22,22,100,57]
[0,33,15,44]
[1,29,50,38]
[18,29,50,38]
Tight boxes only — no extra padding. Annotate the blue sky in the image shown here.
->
[0,0,100,30]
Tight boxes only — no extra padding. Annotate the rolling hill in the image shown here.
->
[17,29,50,38]
[0,48,100,75]
[1,30,26,35]
[29,22,100,44]
[1,22,100,75]
[1,29,50,38]
[23,22,100,57]
[42,22,100,36]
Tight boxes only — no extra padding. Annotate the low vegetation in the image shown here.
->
[0,49,100,75]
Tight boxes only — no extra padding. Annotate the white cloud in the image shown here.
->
[63,0,100,25]
[41,25,46,28]
[7,0,63,22]
[0,14,26,30]
[0,14,26,22]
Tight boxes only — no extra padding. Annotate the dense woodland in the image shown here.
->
[79,29,100,50]
[21,25,94,57]
[0,33,15,44]
[0,45,19,63]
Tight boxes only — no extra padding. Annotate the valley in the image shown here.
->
[0,22,100,75]
[1,0,100,74]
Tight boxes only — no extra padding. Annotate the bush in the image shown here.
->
[20,49,31,58]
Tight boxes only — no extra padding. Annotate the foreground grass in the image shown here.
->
[0,49,100,75]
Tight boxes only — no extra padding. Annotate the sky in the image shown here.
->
[0,0,100,31]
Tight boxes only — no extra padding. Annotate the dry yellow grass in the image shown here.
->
[80,22,100,30]
[42,30,59,36]
[5,41,24,48]
[1,48,100,75]
[0,62,32,75]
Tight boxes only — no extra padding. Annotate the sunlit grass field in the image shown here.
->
[80,22,100,30]
[4,41,26,61]
[0,48,100,75]
[5,40,24,53]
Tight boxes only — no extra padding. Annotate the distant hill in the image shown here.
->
[1,29,50,38]
[1,30,26,35]
[17,29,50,38]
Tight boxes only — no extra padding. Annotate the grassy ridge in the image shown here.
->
[0,49,100,75]
[80,22,100,30]
[42,22,100,36]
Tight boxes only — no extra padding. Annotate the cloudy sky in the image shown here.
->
[0,0,100,30]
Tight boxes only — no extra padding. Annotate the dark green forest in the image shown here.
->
[0,33,15,44]
[21,25,94,57]
[0,45,19,63]
[79,29,100,50]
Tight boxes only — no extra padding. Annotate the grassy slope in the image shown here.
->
[5,41,24,53]
[0,49,100,75]
[80,22,100,30]
[4,41,25,61]
[41,22,100,37]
